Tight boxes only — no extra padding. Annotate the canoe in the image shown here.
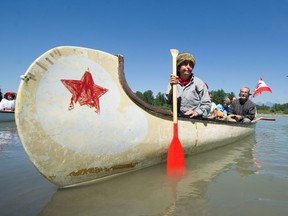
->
[0,110,15,123]
[15,46,255,188]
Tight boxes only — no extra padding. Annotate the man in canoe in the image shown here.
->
[227,87,256,123]
[165,52,211,118]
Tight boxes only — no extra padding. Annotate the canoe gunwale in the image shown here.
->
[0,110,15,114]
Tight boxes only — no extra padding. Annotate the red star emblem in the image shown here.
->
[61,70,108,113]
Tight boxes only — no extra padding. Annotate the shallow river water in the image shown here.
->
[0,116,287,216]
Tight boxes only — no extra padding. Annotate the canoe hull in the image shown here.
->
[0,110,15,123]
[15,46,255,187]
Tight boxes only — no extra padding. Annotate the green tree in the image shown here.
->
[142,90,154,105]
[210,89,236,105]
[154,92,166,106]
[210,89,226,105]
[226,92,236,101]
[135,91,144,100]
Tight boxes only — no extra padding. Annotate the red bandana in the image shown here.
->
[177,75,192,86]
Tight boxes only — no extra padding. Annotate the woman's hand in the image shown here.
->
[229,114,243,122]
[185,110,198,118]
[169,74,178,86]
[234,115,243,122]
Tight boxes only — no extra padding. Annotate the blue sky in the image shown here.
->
[1,0,287,104]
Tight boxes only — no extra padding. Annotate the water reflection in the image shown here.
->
[0,122,18,153]
[39,133,257,216]
[254,117,288,177]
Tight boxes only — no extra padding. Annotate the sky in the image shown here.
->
[1,0,288,105]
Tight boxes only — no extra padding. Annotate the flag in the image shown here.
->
[253,77,272,97]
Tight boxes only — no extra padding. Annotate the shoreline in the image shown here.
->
[257,113,288,117]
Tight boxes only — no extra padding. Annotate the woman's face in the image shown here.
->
[178,61,193,81]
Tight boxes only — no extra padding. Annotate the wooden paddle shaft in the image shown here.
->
[254,117,276,122]
[170,49,179,124]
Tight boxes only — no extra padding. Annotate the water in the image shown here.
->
[0,117,287,216]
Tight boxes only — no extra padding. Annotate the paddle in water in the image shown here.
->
[167,49,185,171]
[166,49,185,202]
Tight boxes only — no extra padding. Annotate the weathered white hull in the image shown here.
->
[0,110,15,123]
[39,135,256,215]
[15,46,255,187]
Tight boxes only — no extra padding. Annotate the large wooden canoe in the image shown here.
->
[15,46,255,188]
[0,110,15,123]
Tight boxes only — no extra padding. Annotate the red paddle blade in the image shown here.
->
[167,124,185,200]
[167,136,185,168]
[167,124,185,168]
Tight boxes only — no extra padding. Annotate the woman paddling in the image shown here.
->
[165,52,211,118]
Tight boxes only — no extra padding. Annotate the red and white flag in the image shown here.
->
[253,77,272,97]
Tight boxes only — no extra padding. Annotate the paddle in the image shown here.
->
[167,49,185,169]
[258,117,276,121]
[253,117,276,122]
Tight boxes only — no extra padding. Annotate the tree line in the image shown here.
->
[135,89,288,114]
[257,103,288,114]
